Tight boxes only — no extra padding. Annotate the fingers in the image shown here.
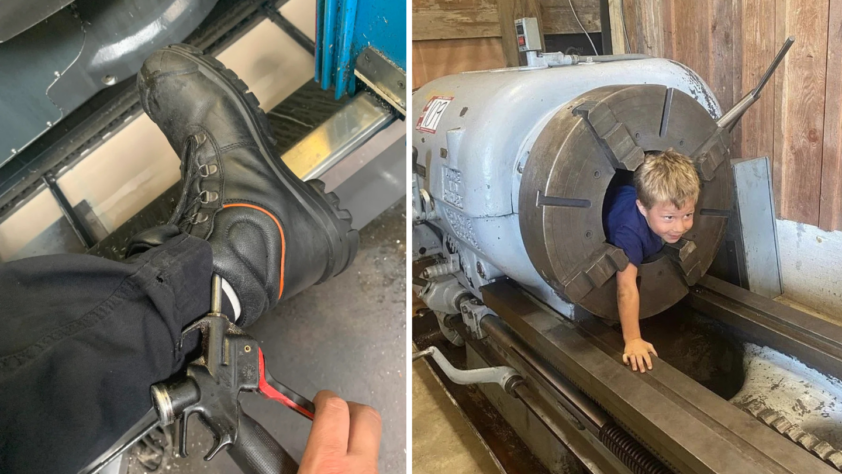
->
[305,391,351,457]
[637,355,646,373]
[300,392,381,474]
[622,353,629,366]
[643,352,653,371]
[629,354,638,372]
[347,402,382,458]
[647,343,659,358]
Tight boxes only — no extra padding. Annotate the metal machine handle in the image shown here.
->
[717,36,794,131]
[413,346,522,392]
[228,411,299,474]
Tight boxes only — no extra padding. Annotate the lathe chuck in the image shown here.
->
[519,84,732,319]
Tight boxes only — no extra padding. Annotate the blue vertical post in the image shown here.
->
[333,0,358,100]
[315,0,325,82]
[319,0,337,89]
[315,0,406,98]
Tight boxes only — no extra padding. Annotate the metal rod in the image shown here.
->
[413,346,521,390]
[43,171,97,249]
[717,37,794,131]
[754,36,795,96]
[480,315,611,433]
[210,274,222,315]
[261,3,316,56]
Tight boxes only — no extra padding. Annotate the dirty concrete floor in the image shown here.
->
[148,199,406,474]
[412,357,502,474]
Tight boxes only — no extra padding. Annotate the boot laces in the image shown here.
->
[171,134,219,231]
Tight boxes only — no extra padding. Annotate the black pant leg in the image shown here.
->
[0,232,213,474]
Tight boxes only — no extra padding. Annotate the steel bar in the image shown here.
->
[412,346,521,390]
[260,2,316,56]
[480,315,610,435]
[210,274,222,315]
[43,172,97,248]
[481,279,838,474]
[687,275,842,382]
[717,37,794,131]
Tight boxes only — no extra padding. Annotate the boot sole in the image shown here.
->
[160,44,359,282]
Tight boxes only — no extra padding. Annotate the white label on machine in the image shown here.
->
[416,96,453,134]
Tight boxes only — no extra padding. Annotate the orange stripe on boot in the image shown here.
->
[223,203,286,300]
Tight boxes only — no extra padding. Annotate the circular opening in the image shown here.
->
[601,152,673,266]
[101,75,117,86]
[601,168,635,238]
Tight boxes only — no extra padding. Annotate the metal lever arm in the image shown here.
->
[257,348,316,420]
[413,346,522,393]
[717,36,794,131]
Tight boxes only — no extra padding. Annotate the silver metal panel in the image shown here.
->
[777,220,842,320]
[354,46,406,115]
[733,157,783,299]
[282,91,395,181]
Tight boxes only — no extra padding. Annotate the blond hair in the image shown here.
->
[633,149,700,209]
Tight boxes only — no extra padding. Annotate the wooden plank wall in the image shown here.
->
[621,1,842,231]
[413,0,601,89]
[412,38,507,88]
[413,0,600,40]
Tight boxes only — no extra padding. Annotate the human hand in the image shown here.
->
[623,338,658,373]
[299,390,382,474]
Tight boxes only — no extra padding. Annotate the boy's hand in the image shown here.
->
[299,390,381,474]
[623,338,658,373]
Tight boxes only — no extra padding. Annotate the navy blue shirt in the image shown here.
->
[604,185,664,266]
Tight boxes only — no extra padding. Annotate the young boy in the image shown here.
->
[603,149,700,373]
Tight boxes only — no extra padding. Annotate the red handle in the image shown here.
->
[257,348,315,420]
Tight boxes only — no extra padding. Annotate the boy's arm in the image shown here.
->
[616,263,658,372]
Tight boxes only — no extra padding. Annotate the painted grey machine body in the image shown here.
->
[412,58,723,321]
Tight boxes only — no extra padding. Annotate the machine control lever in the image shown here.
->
[413,346,523,393]
[718,36,794,131]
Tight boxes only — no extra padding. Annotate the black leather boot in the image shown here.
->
[135,44,358,326]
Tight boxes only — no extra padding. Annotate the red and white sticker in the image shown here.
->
[416,96,453,134]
